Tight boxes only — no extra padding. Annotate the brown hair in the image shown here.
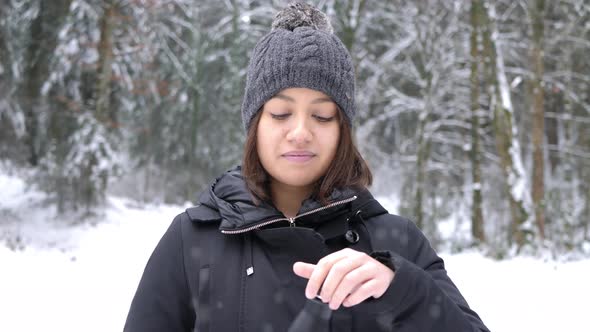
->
[242,107,372,206]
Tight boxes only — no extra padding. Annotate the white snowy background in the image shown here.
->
[1,171,589,332]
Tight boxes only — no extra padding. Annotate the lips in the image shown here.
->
[282,151,316,163]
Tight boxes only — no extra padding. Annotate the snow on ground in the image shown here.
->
[1,171,589,332]
[442,252,590,332]
[0,171,187,332]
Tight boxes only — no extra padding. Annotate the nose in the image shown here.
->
[286,114,312,144]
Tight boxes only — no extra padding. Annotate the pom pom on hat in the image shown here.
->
[271,2,334,34]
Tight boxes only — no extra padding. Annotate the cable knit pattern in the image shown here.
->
[241,6,356,131]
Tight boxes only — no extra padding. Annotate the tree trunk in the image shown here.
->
[0,3,15,151]
[413,112,430,230]
[481,0,531,249]
[332,0,367,137]
[19,0,72,166]
[530,0,546,240]
[96,1,116,125]
[333,0,367,52]
[470,0,485,244]
[585,171,590,241]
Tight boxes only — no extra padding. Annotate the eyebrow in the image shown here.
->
[273,93,333,104]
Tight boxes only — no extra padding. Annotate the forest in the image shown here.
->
[1,0,589,258]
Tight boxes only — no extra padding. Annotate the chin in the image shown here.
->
[261,157,330,188]
[272,169,323,188]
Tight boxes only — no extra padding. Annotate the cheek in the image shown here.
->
[322,129,340,155]
[256,135,269,160]
[257,121,285,147]
[256,126,277,161]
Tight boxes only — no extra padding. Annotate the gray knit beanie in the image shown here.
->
[241,2,356,131]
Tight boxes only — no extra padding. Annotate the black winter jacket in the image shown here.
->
[124,166,490,332]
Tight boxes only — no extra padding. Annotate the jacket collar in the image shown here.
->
[192,165,387,233]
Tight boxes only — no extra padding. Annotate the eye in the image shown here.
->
[313,115,335,122]
[270,113,290,120]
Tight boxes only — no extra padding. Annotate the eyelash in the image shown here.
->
[270,113,334,122]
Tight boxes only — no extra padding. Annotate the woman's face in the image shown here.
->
[257,87,340,191]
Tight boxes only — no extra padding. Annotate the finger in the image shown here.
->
[293,261,315,279]
[328,264,374,310]
[319,252,367,302]
[305,248,356,299]
[305,255,347,299]
[342,279,381,308]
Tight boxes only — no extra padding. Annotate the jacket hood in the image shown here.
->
[194,165,387,233]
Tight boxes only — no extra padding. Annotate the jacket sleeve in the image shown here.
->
[124,214,195,332]
[369,219,490,332]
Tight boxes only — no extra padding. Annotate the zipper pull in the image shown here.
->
[289,217,296,227]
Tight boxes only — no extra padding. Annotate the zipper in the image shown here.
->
[220,195,358,234]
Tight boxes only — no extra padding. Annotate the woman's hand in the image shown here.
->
[293,248,395,310]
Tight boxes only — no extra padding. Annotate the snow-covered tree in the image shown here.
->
[0,0,588,256]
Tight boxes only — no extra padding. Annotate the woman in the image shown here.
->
[124,2,490,332]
